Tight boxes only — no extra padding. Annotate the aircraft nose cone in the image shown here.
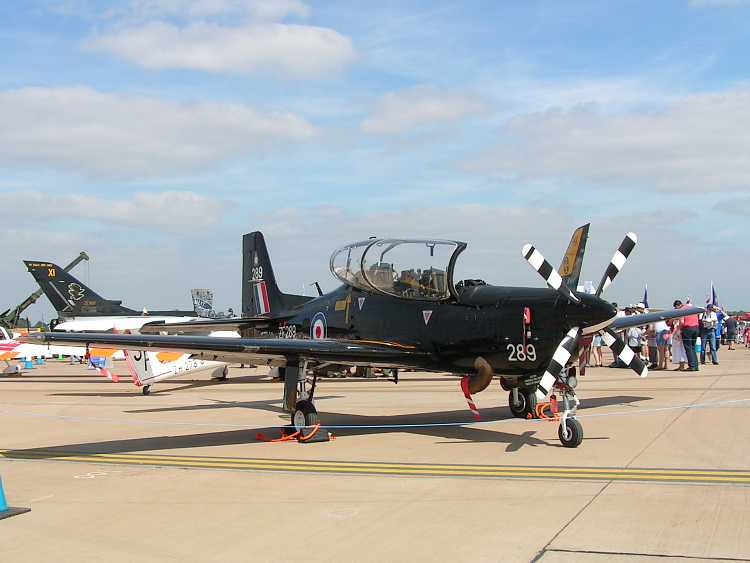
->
[568,294,616,330]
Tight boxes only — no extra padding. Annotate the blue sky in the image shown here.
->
[2,0,750,321]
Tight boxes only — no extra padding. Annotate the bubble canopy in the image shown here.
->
[330,238,467,301]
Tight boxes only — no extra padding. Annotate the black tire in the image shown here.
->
[292,400,319,431]
[524,389,538,419]
[499,377,514,391]
[558,418,583,448]
[508,390,527,418]
[142,385,151,396]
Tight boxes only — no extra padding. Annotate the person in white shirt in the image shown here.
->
[700,305,719,365]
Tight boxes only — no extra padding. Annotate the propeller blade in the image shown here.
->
[522,244,580,303]
[535,327,580,401]
[601,328,648,377]
[595,232,637,297]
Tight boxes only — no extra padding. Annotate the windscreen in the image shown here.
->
[361,240,458,300]
[330,240,371,290]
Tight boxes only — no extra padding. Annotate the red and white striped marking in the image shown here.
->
[460,376,481,421]
[97,367,119,383]
[254,281,271,315]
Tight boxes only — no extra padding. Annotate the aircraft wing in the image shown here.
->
[139,316,278,335]
[609,306,704,331]
[22,332,431,368]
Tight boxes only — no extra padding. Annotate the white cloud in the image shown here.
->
[466,88,750,193]
[87,20,356,78]
[361,86,492,135]
[0,190,225,229]
[0,86,315,176]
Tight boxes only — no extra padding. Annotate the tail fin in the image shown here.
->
[24,260,136,316]
[558,224,589,290]
[241,232,312,317]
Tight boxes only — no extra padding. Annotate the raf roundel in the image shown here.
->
[310,312,327,340]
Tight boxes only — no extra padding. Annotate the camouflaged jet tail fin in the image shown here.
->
[24,260,135,316]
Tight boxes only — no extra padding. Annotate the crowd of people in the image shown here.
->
[584,301,750,373]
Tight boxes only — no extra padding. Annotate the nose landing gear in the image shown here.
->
[504,369,583,447]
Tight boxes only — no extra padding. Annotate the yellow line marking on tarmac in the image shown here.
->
[2,450,750,484]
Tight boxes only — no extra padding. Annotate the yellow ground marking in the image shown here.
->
[2,450,749,483]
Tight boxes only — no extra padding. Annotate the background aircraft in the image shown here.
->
[122,349,229,395]
[24,259,199,329]
[1,252,89,331]
[0,326,85,374]
[28,228,701,448]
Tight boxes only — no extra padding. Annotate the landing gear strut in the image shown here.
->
[284,362,328,441]
[554,367,583,448]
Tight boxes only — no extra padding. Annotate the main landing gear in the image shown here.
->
[508,387,537,419]
[142,385,151,396]
[292,399,319,430]
[282,363,330,443]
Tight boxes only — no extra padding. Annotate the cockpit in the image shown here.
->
[330,238,466,301]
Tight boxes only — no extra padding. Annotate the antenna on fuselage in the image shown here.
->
[310,282,323,297]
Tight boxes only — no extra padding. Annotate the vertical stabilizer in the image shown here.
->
[558,224,589,290]
[24,260,136,317]
[241,232,313,317]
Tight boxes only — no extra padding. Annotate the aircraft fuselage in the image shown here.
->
[259,284,615,376]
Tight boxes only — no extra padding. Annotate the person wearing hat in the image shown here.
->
[700,304,719,365]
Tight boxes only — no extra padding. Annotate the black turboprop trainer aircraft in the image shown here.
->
[26,227,702,448]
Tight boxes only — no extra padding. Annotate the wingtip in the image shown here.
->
[626,232,638,244]
[521,243,533,258]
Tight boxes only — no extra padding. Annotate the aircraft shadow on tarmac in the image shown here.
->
[40,374,281,397]
[1,395,648,457]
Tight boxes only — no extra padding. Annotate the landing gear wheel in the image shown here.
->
[509,390,527,418]
[524,390,538,419]
[292,400,319,432]
[142,385,151,396]
[499,377,513,391]
[558,418,583,448]
[218,366,229,381]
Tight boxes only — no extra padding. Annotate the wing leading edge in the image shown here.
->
[609,306,704,331]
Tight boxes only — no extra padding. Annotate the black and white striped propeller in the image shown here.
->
[522,233,647,401]
[596,232,637,297]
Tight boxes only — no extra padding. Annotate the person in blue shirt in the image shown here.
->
[715,309,725,348]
